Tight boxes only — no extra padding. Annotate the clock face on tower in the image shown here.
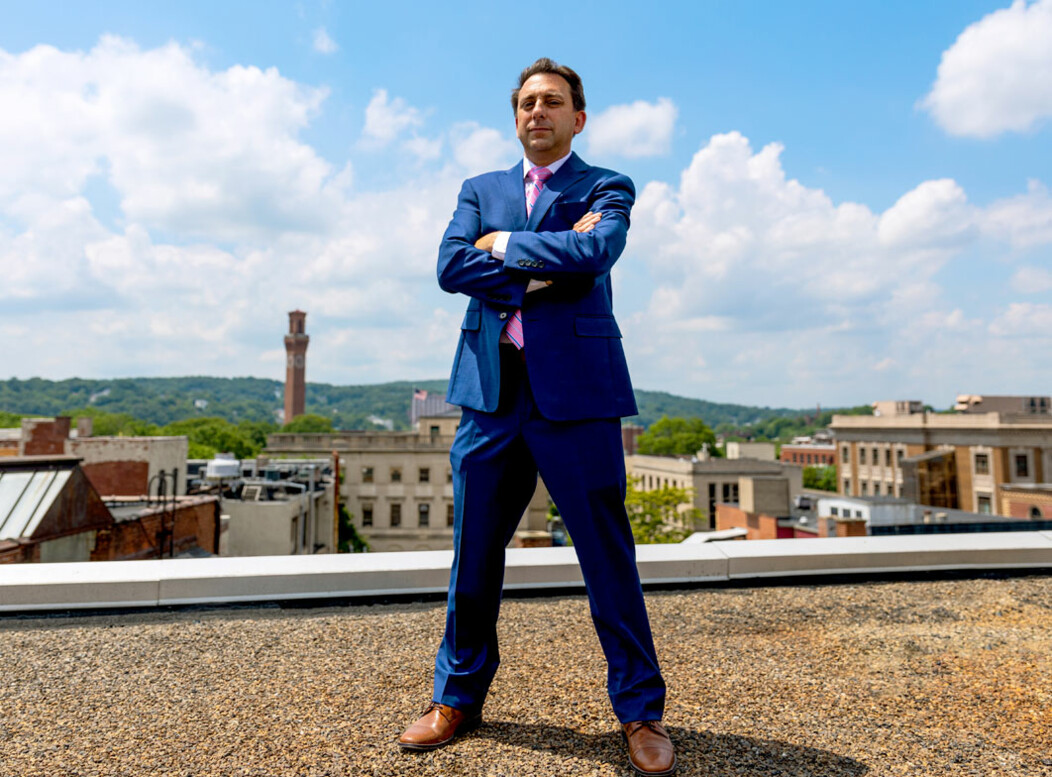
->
[295,355,304,368]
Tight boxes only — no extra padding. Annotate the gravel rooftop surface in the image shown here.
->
[1,573,1049,776]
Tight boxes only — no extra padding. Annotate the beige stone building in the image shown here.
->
[266,413,549,552]
[831,395,1052,515]
[625,453,804,530]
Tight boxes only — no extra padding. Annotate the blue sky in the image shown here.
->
[1,1,1050,410]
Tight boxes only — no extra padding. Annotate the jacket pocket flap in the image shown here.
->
[461,311,481,331]
[575,315,621,338]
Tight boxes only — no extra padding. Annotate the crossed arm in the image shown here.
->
[473,211,602,253]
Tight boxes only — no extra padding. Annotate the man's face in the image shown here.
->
[514,73,586,166]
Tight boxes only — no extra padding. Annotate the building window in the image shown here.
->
[447,503,455,527]
[860,482,868,495]
[872,448,879,466]
[859,448,866,465]
[362,466,374,484]
[831,507,839,516]
[391,503,402,527]
[1015,454,1029,478]
[418,503,430,527]
[977,495,992,514]
[446,469,453,484]
[974,453,990,475]
[884,449,891,467]
[1029,505,1043,519]
[419,467,430,483]
[842,478,850,494]
[391,467,402,483]
[841,446,850,464]
[897,449,904,463]
[362,504,373,527]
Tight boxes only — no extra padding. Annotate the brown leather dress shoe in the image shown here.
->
[397,702,481,751]
[622,720,676,775]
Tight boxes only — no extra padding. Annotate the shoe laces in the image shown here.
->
[423,701,455,723]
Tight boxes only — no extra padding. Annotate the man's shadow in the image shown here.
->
[472,721,868,775]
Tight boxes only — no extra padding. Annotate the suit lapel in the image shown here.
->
[500,162,528,231]
[525,152,590,231]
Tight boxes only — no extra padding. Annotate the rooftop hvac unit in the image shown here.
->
[206,454,241,479]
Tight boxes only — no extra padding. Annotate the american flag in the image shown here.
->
[413,388,428,401]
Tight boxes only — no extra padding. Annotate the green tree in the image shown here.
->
[161,417,259,459]
[0,411,23,428]
[237,419,278,451]
[636,415,719,457]
[624,477,700,544]
[803,465,837,492]
[63,407,158,437]
[337,504,370,553]
[281,413,335,433]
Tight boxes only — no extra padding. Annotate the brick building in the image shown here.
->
[831,395,1052,516]
[0,456,219,563]
[17,416,188,496]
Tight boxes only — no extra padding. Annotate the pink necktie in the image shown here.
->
[501,166,552,349]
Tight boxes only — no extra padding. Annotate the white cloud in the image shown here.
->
[877,179,976,249]
[982,179,1052,247]
[312,27,338,54]
[989,302,1052,336]
[623,131,1052,404]
[0,36,336,244]
[450,122,519,176]
[921,0,1052,138]
[403,135,443,162]
[0,37,480,385]
[361,88,422,146]
[587,97,677,158]
[1010,265,1052,293]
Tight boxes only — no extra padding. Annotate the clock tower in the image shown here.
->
[284,310,309,423]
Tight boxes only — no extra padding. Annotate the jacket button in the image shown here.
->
[537,261,544,268]
[518,259,526,266]
[499,312,508,320]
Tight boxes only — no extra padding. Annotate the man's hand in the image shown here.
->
[573,211,602,233]
[474,231,499,253]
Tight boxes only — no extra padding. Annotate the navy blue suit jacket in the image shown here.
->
[438,152,638,421]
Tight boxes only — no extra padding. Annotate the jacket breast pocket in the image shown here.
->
[574,315,621,338]
[461,311,481,331]
[548,201,590,226]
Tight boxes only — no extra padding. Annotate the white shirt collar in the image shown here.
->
[522,151,572,180]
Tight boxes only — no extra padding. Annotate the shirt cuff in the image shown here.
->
[492,231,510,259]
[526,279,549,293]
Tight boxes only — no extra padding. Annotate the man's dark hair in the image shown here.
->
[511,58,586,112]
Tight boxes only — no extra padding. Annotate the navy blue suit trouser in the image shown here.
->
[433,347,666,723]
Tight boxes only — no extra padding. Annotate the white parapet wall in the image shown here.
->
[1,532,1051,613]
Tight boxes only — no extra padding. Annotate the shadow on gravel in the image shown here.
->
[473,721,869,776]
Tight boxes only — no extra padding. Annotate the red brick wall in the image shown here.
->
[21,417,70,456]
[95,500,219,560]
[82,461,150,497]
[716,504,781,540]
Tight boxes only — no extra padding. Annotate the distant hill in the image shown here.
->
[0,376,808,431]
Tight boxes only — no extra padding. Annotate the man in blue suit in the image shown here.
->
[398,58,675,775]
